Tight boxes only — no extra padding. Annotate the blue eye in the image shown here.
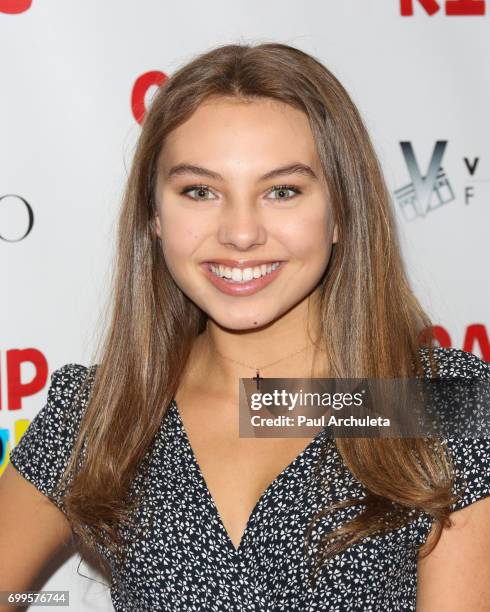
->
[267,185,302,201]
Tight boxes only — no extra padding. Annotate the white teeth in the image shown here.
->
[209,262,280,282]
[242,268,254,281]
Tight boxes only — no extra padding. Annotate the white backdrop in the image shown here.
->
[2,1,489,609]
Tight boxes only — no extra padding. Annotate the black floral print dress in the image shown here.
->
[9,347,490,611]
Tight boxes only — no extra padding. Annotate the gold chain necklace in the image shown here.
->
[206,330,315,390]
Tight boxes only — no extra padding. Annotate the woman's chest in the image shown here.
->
[105,413,424,611]
[174,389,323,550]
[110,493,422,612]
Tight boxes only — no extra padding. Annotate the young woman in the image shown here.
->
[1,42,489,612]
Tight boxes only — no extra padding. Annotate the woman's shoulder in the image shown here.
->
[419,346,490,379]
[416,347,490,514]
[8,361,97,508]
[33,362,98,425]
[49,361,98,390]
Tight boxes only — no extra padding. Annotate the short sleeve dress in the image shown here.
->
[8,348,490,612]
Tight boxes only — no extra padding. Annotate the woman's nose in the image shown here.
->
[217,201,267,251]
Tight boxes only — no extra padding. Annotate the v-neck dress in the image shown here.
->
[8,347,490,611]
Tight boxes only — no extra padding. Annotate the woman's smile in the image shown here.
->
[200,260,286,296]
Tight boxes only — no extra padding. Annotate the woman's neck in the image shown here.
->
[182,293,330,397]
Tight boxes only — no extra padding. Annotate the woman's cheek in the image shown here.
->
[282,215,329,261]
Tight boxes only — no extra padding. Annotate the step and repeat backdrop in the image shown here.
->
[1,1,489,609]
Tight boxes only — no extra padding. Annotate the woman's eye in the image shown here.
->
[267,185,301,201]
[181,186,216,201]
[180,184,301,202]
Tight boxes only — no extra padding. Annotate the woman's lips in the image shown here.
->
[200,262,285,296]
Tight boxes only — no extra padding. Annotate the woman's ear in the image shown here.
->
[332,223,338,244]
[154,213,162,239]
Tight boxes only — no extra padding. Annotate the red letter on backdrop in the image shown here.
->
[463,324,490,361]
[430,325,452,347]
[446,0,485,14]
[0,0,32,13]
[131,71,167,125]
[400,0,441,15]
[6,349,48,411]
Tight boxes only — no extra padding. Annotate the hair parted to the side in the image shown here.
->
[50,41,458,586]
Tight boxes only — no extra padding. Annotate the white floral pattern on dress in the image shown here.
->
[9,348,490,611]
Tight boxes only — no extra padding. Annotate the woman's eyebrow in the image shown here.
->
[165,162,318,182]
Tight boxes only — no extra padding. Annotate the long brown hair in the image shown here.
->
[52,42,458,583]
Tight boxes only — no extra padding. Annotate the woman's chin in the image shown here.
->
[206,310,279,333]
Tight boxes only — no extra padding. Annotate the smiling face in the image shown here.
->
[154,96,338,331]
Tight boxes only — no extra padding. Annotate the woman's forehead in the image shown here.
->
[157,101,322,182]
